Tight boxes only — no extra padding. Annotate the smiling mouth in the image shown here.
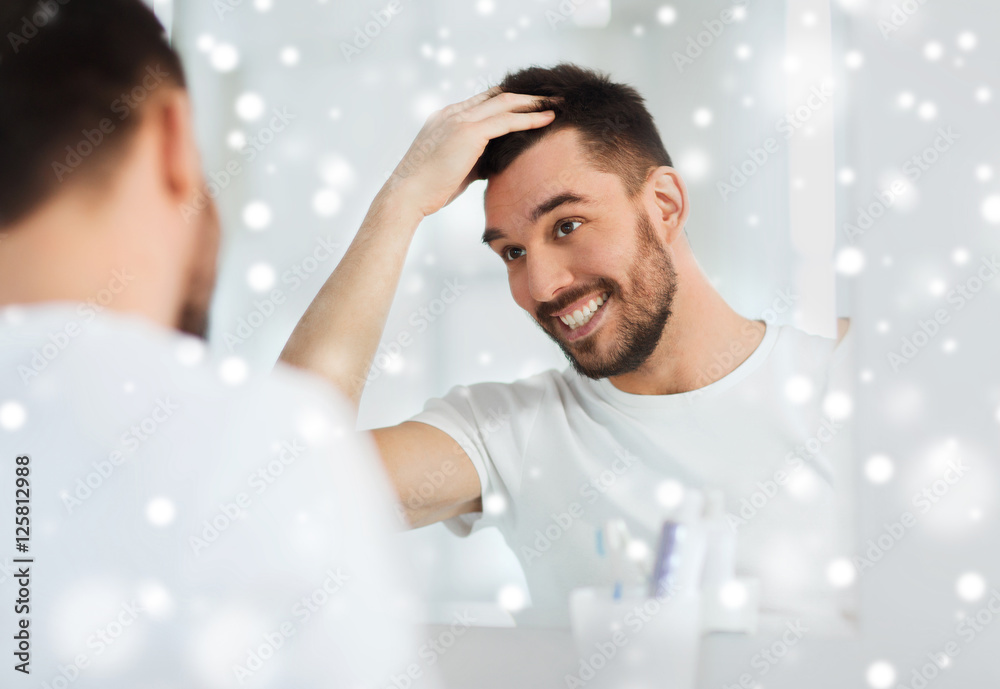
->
[555,292,610,330]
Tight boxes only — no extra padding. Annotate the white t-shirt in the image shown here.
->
[408,322,856,630]
[0,303,439,689]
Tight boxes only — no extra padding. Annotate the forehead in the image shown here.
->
[484,128,621,226]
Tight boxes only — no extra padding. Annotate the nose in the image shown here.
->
[525,245,575,306]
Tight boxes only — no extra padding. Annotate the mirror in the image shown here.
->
[174,0,856,631]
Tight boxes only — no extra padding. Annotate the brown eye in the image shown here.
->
[503,247,525,262]
[556,220,582,238]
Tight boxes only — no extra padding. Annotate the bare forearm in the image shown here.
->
[279,187,423,407]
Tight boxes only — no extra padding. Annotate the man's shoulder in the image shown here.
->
[448,366,568,405]
[416,367,571,432]
[770,320,854,376]
[1,303,353,431]
[773,320,850,354]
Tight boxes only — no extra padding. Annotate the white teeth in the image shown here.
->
[558,292,610,330]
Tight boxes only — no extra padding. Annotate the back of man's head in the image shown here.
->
[475,63,672,198]
[0,0,186,228]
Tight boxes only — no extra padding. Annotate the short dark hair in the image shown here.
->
[0,0,186,227]
[475,64,672,197]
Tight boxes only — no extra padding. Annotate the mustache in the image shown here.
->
[537,280,615,320]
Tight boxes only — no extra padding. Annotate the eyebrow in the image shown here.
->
[481,192,592,245]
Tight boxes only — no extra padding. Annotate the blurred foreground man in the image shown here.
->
[0,2,435,687]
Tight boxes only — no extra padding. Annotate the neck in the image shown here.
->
[0,189,182,329]
[608,249,766,396]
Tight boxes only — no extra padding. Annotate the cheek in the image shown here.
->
[575,243,625,279]
[509,275,532,311]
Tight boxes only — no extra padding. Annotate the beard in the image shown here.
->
[177,196,221,339]
[534,207,677,380]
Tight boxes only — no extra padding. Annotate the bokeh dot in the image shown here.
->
[210,43,239,72]
[656,480,685,509]
[0,401,27,431]
[498,585,527,612]
[146,497,176,527]
[924,41,943,61]
[956,572,986,601]
[219,357,249,386]
[313,189,343,217]
[836,247,865,275]
[867,661,896,688]
[235,92,265,122]
[279,46,300,66]
[246,262,276,292]
[957,31,977,51]
[176,338,206,367]
[865,454,894,484]
[981,194,1000,224]
[719,580,748,608]
[785,376,813,404]
[657,6,678,25]
[242,201,272,230]
[827,558,856,588]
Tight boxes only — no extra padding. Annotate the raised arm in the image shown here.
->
[279,90,554,527]
[279,89,555,408]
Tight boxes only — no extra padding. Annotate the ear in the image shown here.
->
[647,166,689,245]
[154,89,201,210]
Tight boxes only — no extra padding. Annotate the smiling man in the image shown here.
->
[281,64,856,628]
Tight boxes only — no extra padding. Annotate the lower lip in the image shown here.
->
[559,295,610,342]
